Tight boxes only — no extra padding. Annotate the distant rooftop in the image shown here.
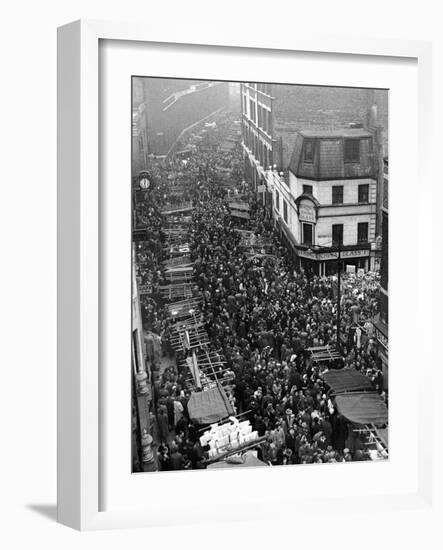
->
[298,128,373,139]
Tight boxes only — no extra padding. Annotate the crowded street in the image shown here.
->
[132,84,389,472]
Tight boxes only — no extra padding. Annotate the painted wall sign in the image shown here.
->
[298,204,316,223]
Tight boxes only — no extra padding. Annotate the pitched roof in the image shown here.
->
[288,129,375,180]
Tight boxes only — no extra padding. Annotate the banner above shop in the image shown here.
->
[297,248,370,261]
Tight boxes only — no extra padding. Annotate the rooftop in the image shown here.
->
[298,128,373,139]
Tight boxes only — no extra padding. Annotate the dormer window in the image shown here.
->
[304,140,314,163]
[344,139,360,163]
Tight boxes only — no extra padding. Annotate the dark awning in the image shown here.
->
[335,392,388,426]
[322,369,373,393]
[188,386,234,424]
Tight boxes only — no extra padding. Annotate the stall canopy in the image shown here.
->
[230,210,250,219]
[188,386,234,424]
[322,369,374,393]
[307,345,342,363]
[228,201,250,211]
[335,392,388,426]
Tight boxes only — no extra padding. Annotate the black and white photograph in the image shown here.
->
[131,77,389,473]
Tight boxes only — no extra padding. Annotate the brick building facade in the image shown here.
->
[240,82,387,274]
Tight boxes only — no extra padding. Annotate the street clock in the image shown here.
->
[139,177,150,189]
[138,170,152,190]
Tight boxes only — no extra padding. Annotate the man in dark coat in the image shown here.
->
[170,449,185,470]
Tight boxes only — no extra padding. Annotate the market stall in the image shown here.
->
[187,385,234,424]
[322,369,374,394]
[334,392,388,426]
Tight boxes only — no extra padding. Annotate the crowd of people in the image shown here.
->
[133,113,387,471]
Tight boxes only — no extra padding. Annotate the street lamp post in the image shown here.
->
[336,240,342,353]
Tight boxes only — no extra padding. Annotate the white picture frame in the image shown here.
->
[57,19,433,531]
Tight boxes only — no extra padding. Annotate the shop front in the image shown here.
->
[373,315,389,391]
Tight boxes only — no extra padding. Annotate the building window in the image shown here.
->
[262,109,268,133]
[302,223,313,245]
[275,190,280,212]
[283,200,288,223]
[344,139,360,163]
[357,222,369,244]
[132,330,140,372]
[332,185,344,205]
[304,140,314,163]
[383,177,388,210]
[258,106,262,128]
[303,184,313,195]
[358,184,369,203]
[332,224,343,246]
[249,99,255,123]
[380,211,388,291]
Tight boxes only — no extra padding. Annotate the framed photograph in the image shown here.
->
[57,19,433,530]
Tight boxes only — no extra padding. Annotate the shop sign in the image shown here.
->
[257,185,265,193]
[139,284,152,295]
[375,327,388,351]
[297,248,369,261]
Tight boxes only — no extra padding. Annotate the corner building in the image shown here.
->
[282,128,377,275]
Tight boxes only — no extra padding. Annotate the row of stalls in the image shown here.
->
[158,122,269,468]
[306,346,388,459]
[321,368,389,460]
[198,189,281,468]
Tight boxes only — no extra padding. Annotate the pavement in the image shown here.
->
[142,351,178,471]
